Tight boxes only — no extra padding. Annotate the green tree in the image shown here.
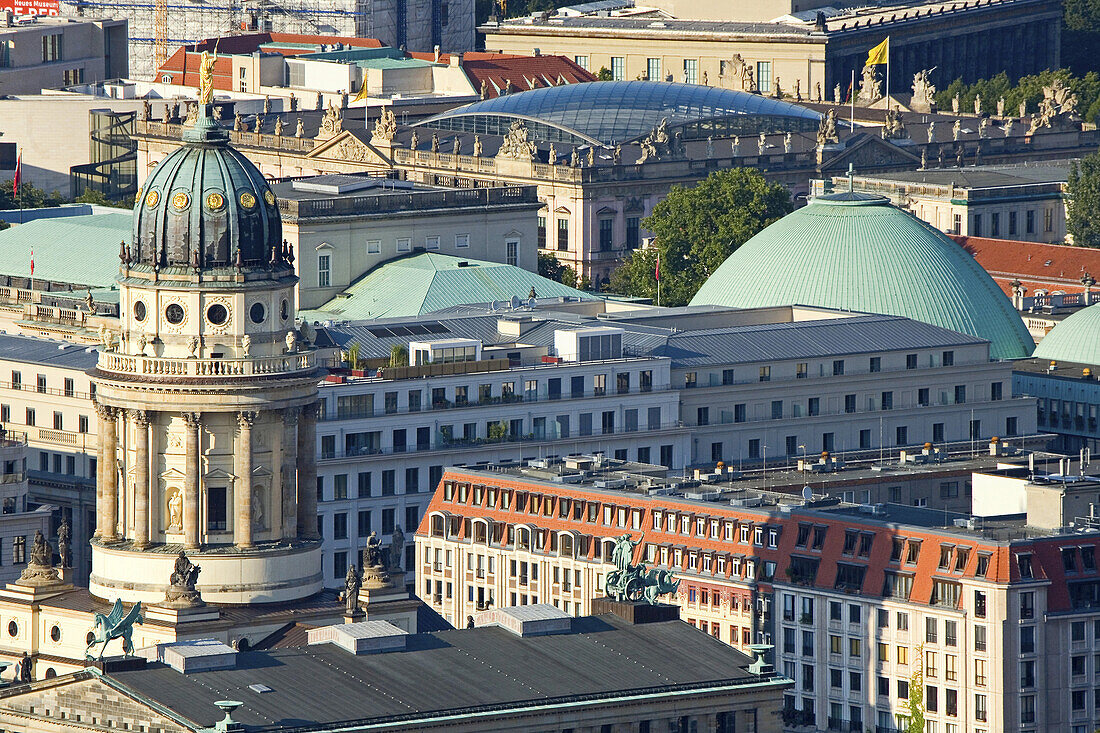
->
[389,344,408,368]
[1067,151,1100,248]
[345,342,362,370]
[908,644,925,733]
[537,252,578,287]
[74,187,133,210]
[608,168,792,305]
[487,421,508,442]
[0,180,64,211]
[596,67,614,81]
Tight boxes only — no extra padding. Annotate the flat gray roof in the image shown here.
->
[0,333,99,370]
[109,614,776,730]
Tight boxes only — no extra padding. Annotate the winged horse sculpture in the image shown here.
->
[85,599,144,660]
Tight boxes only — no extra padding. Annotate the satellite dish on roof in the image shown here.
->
[490,300,502,311]
[510,295,521,309]
[801,485,813,502]
[527,297,537,309]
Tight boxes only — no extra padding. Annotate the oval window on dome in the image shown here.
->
[250,302,266,324]
[144,190,160,208]
[206,192,226,211]
[50,625,60,642]
[165,303,185,325]
[7,620,17,637]
[133,300,147,322]
[239,192,257,210]
[281,298,290,322]
[206,303,229,326]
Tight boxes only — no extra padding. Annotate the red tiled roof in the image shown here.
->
[420,468,1100,613]
[952,235,1100,297]
[155,33,386,82]
[406,51,596,97]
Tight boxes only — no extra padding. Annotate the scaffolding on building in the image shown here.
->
[60,0,379,80]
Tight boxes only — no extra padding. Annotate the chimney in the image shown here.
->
[434,45,441,63]
[449,52,461,68]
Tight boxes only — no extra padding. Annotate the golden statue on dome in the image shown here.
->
[198,46,218,105]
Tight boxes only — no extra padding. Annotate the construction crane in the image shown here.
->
[154,0,168,71]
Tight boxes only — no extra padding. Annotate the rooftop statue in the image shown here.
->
[85,599,144,660]
[497,120,536,160]
[605,534,680,605]
[198,48,218,106]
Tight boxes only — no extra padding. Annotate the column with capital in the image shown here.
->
[182,412,201,549]
[131,409,151,548]
[96,403,119,541]
[281,407,299,540]
[297,402,319,540]
[235,411,256,548]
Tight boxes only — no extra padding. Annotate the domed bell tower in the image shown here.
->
[89,101,322,606]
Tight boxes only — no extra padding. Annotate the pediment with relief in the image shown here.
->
[308,131,388,166]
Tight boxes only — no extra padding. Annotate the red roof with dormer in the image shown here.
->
[419,467,1100,615]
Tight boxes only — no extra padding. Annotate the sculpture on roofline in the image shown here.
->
[604,533,680,605]
[388,526,405,573]
[85,599,144,660]
[497,120,536,159]
[910,68,936,113]
[372,108,397,141]
[344,564,361,614]
[817,108,839,146]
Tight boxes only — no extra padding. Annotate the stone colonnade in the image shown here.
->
[93,401,320,547]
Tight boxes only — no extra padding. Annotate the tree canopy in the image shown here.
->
[608,168,792,306]
[934,69,1100,122]
[1067,151,1100,248]
[0,180,65,211]
[1064,0,1100,76]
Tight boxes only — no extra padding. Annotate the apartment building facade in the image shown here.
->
[417,459,1100,733]
[0,334,99,583]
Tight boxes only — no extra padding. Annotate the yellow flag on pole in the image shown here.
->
[866,37,889,66]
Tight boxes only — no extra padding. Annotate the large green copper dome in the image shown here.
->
[130,112,282,270]
[1033,303,1100,365]
[689,193,1034,360]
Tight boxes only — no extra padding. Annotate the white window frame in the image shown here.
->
[425,235,440,250]
[367,239,381,254]
[317,253,331,288]
[396,237,411,252]
[455,233,470,248]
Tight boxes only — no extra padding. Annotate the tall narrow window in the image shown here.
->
[318,254,331,288]
[557,219,569,251]
[207,487,227,531]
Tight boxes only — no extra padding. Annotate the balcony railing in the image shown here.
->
[98,350,317,379]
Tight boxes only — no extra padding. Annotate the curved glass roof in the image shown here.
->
[416,81,821,146]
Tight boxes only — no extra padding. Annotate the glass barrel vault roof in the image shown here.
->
[417,81,822,146]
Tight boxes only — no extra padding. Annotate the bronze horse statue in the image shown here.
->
[85,599,144,660]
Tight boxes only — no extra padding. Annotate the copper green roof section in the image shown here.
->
[689,193,1034,360]
[300,252,594,321]
[1032,303,1100,366]
[0,212,130,287]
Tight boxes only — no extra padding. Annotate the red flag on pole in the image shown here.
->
[12,152,20,197]
[29,249,34,277]
[655,250,660,281]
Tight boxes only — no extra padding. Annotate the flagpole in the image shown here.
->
[885,36,890,109]
[656,250,660,307]
[850,69,855,129]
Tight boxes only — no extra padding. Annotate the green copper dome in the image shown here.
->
[689,193,1034,360]
[130,109,282,270]
[1033,303,1100,365]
